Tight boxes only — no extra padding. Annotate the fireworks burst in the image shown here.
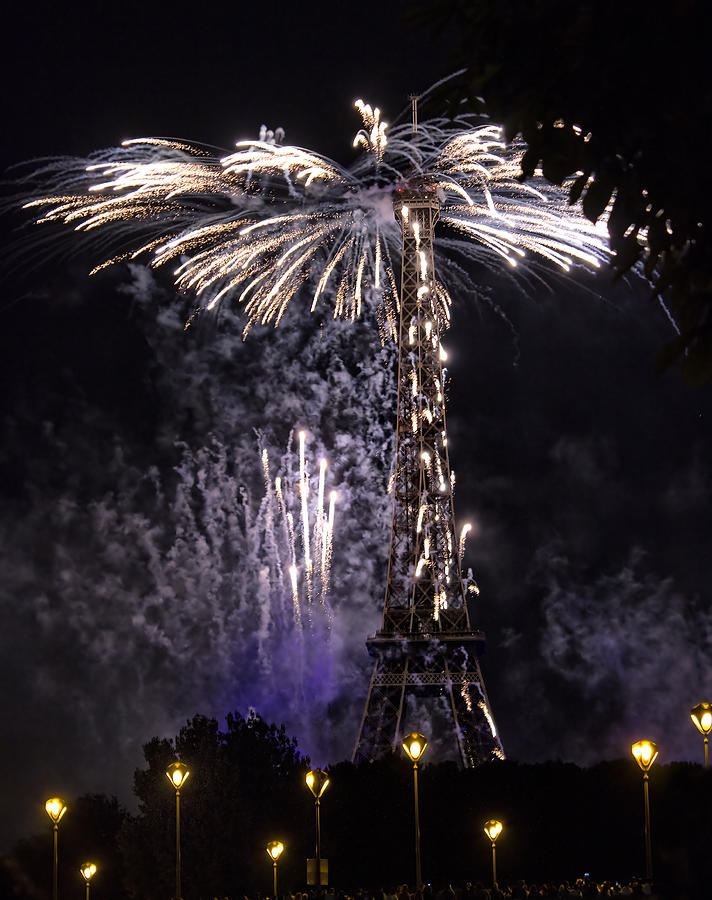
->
[18,95,609,338]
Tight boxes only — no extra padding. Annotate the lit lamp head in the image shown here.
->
[306,769,330,799]
[631,740,659,772]
[266,841,284,862]
[165,761,190,790]
[402,732,428,763]
[80,864,97,883]
[45,798,67,824]
[691,702,712,735]
[483,819,503,844]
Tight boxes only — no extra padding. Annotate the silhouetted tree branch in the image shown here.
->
[415,0,712,384]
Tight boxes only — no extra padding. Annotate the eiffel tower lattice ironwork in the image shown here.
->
[352,180,504,767]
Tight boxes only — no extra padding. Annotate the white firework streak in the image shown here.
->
[258,432,336,633]
[20,99,610,337]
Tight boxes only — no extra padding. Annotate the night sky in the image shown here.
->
[2,0,711,853]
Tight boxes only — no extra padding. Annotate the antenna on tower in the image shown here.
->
[409,93,419,135]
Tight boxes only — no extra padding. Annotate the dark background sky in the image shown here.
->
[2,0,711,853]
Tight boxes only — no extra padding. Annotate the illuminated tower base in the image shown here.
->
[352,182,503,766]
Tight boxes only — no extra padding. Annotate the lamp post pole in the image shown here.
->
[52,824,59,900]
[691,703,712,768]
[305,769,330,886]
[266,842,284,900]
[483,821,503,890]
[632,740,658,885]
[166,762,190,900]
[45,798,67,900]
[412,759,422,891]
[402,733,427,892]
[315,794,322,879]
[80,863,97,900]
[175,788,182,900]
[643,772,652,882]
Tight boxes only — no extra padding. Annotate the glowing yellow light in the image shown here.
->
[484,819,503,842]
[631,740,658,772]
[266,840,284,861]
[305,768,330,798]
[402,732,428,762]
[80,864,97,883]
[691,702,712,735]
[45,798,67,824]
[166,761,190,790]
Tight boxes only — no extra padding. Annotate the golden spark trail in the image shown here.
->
[459,523,472,560]
[19,97,611,334]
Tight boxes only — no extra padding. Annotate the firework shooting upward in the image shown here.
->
[1,0,712,857]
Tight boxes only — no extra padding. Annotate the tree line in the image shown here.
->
[2,712,711,900]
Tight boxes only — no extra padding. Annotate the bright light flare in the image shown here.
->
[632,740,659,771]
[484,819,503,842]
[45,798,67,823]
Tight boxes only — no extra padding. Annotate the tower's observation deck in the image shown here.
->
[353,182,504,766]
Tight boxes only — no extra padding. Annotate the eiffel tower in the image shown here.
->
[352,177,504,767]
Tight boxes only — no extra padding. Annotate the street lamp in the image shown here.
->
[483,820,503,888]
[79,863,97,900]
[266,841,284,900]
[305,769,330,886]
[632,740,658,883]
[166,762,190,900]
[691,702,712,768]
[402,732,428,891]
[45,797,67,900]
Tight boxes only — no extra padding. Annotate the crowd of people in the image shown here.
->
[275,880,659,900]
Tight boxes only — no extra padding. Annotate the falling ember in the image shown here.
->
[478,700,498,740]
[417,504,426,534]
[327,491,336,539]
[316,458,327,540]
[289,565,300,612]
[321,490,337,610]
[459,523,472,560]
